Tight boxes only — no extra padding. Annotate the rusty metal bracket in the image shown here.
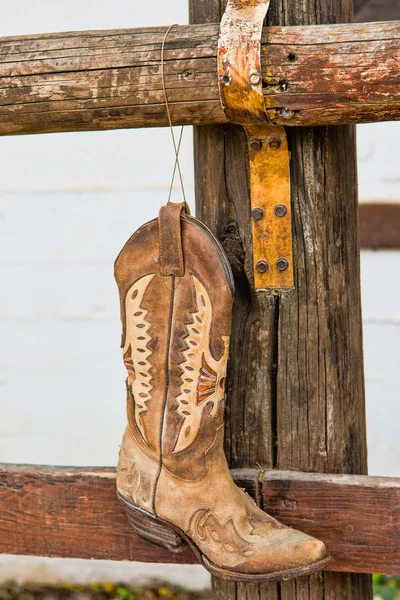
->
[218,0,294,290]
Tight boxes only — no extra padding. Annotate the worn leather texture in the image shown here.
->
[115,201,328,575]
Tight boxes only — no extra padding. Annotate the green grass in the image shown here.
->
[373,575,400,600]
[0,582,211,600]
[1,576,399,599]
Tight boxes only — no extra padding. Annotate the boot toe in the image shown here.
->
[234,529,328,575]
[302,536,328,564]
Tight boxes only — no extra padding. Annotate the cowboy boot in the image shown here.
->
[115,201,331,582]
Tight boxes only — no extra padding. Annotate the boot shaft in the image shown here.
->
[114,203,234,478]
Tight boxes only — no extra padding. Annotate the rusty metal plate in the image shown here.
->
[218,0,270,123]
[245,124,294,290]
[218,0,293,290]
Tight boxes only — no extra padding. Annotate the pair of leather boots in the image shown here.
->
[114,201,331,582]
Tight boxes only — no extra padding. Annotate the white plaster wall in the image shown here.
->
[0,0,399,587]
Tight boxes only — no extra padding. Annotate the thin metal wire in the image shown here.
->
[161,24,187,204]
[167,127,184,204]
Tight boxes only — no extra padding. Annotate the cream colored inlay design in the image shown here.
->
[124,273,155,445]
[189,508,256,557]
[173,275,229,453]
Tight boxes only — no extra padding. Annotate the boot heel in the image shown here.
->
[118,494,188,554]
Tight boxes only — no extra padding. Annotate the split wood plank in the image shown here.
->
[1,464,399,576]
[0,20,398,135]
[192,0,372,597]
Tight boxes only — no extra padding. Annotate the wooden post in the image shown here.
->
[189,0,373,598]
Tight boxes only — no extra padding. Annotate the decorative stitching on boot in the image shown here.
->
[173,274,229,453]
[189,509,257,557]
[123,274,155,445]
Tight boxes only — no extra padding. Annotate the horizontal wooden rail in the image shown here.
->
[1,464,399,575]
[360,203,400,249]
[0,20,399,135]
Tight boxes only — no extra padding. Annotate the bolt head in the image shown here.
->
[269,137,281,150]
[274,204,288,218]
[256,260,269,274]
[250,139,262,152]
[249,72,262,86]
[252,207,264,221]
[276,257,289,271]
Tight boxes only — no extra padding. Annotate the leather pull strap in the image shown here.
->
[158,201,190,277]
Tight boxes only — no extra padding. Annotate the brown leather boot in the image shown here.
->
[115,201,331,582]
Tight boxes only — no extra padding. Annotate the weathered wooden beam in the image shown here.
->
[360,203,400,249]
[0,20,398,136]
[261,470,400,577]
[0,464,197,564]
[1,465,399,576]
[191,0,372,598]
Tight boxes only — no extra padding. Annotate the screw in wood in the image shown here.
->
[276,257,289,271]
[251,207,264,220]
[256,260,269,273]
[222,74,231,84]
[249,72,262,85]
[269,137,281,150]
[250,139,263,152]
[274,204,288,217]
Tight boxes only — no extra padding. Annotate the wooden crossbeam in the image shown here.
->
[360,203,400,249]
[1,464,399,575]
[0,20,398,136]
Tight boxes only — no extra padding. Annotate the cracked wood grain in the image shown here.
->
[191,0,372,598]
[0,465,398,576]
[0,20,398,135]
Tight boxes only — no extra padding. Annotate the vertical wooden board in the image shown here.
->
[192,122,278,470]
[276,125,367,474]
[267,1,372,599]
[191,1,372,600]
[191,2,279,599]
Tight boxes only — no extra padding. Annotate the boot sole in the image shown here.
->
[118,493,333,583]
